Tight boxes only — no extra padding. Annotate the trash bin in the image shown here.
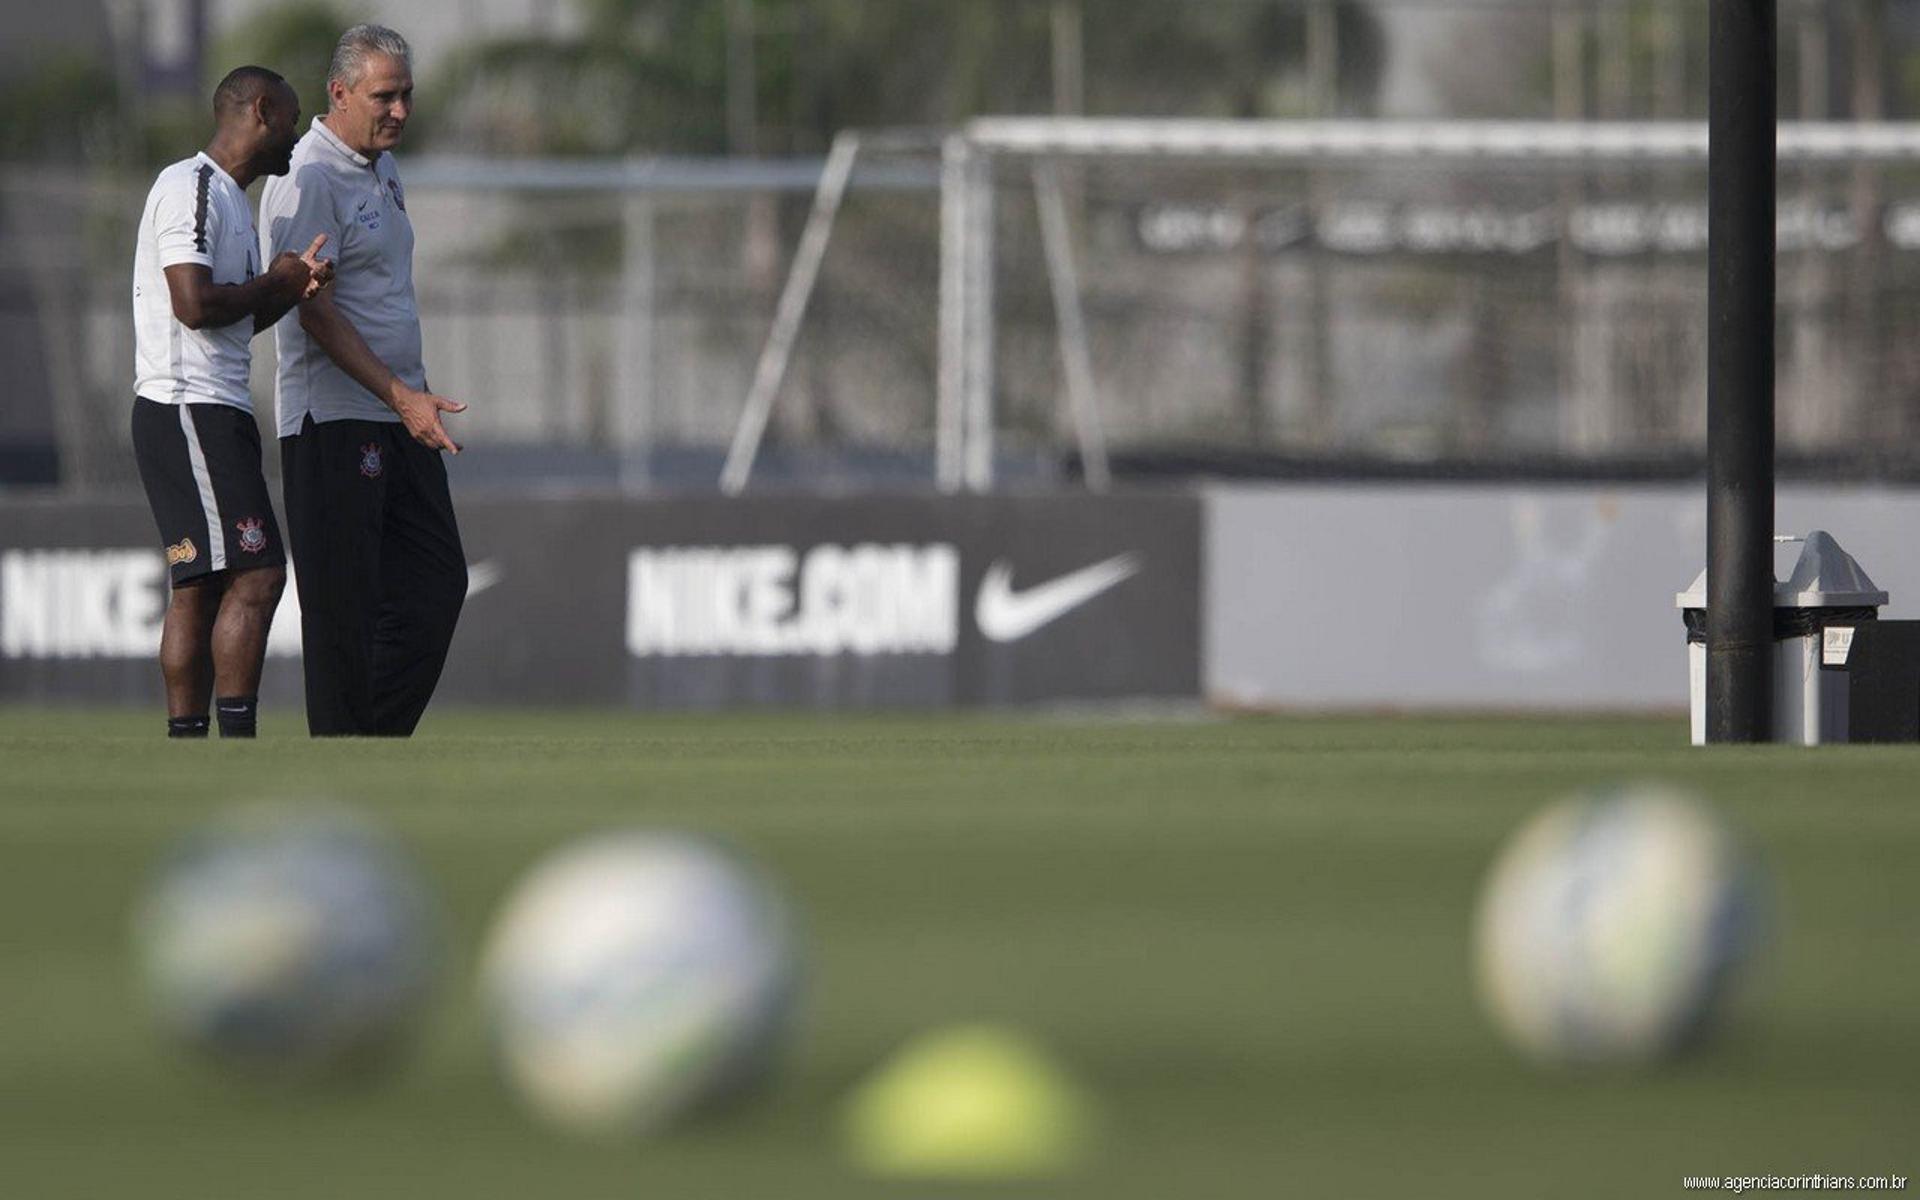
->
[1677,530,1888,746]
[1848,621,1920,742]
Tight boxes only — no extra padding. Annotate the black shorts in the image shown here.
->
[131,397,286,586]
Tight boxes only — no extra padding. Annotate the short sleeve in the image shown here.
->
[152,171,215,270]
[263,162,340,266]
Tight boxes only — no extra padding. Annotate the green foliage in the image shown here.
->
[0,53,121,163]
[0,2,362,168]
[132,98,209,173]
[427,34,718,155]
[1082,0,1382,118]
[425,0,1383,157]
[211,0,365,126]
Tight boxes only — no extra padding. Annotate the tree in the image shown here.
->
[424,0,1385,157]
[211,2,364,127]
[0,54,120,163]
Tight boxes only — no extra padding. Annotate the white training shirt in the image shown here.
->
[261,117,423,437]
[132,153,261,410]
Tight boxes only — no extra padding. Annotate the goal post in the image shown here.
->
[938,115,1920,493]
[727,115,1920,496]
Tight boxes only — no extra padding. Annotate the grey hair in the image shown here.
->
[326,24,412,93]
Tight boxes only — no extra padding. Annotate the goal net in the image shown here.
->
[731,117,1920,491]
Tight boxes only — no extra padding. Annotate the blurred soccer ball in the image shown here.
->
[1473,784,1763,1066]
[133,803,437,1075]
[842,1023,1097,1180]
[478,832,801,1138]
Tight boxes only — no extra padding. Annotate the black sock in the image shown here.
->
[215,696,258,739]
[167,715,210,739]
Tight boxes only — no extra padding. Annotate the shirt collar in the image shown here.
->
[311,116,377,169]
[193,151,240,192]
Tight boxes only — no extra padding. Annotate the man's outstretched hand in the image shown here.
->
[392,384,467,455]
[298,234,335,299]
[268,234,333,302]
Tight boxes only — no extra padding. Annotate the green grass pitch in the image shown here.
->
[1,708,1914,1198]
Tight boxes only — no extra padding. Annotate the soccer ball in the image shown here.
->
[133,802,437,1076]
[1473,784,1764,1066]
[477,831,801,1138]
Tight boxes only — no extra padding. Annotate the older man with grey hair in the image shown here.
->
[262,24,470,737]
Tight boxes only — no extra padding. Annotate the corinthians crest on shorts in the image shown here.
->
[359,443,384,478]
[235,518,268,554]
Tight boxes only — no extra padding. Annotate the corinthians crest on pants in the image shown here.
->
[235,518,267,554]
[359,443,384,478]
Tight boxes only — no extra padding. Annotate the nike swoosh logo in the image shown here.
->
[975,553,1142,643]
[466,559,503,599]
[266,560,501,658]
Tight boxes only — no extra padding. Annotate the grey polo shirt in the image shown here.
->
[261,117,424,437]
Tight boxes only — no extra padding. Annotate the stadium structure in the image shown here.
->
[4,8,1920,1200]
[12,114,1920,725]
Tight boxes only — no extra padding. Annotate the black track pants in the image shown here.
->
[280,417,465,737]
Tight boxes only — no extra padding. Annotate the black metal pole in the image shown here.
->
[1707,0,1776,742]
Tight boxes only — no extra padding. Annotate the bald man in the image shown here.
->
[131,65,334,739]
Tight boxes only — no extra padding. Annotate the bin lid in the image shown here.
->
[1674,529,1889,609]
